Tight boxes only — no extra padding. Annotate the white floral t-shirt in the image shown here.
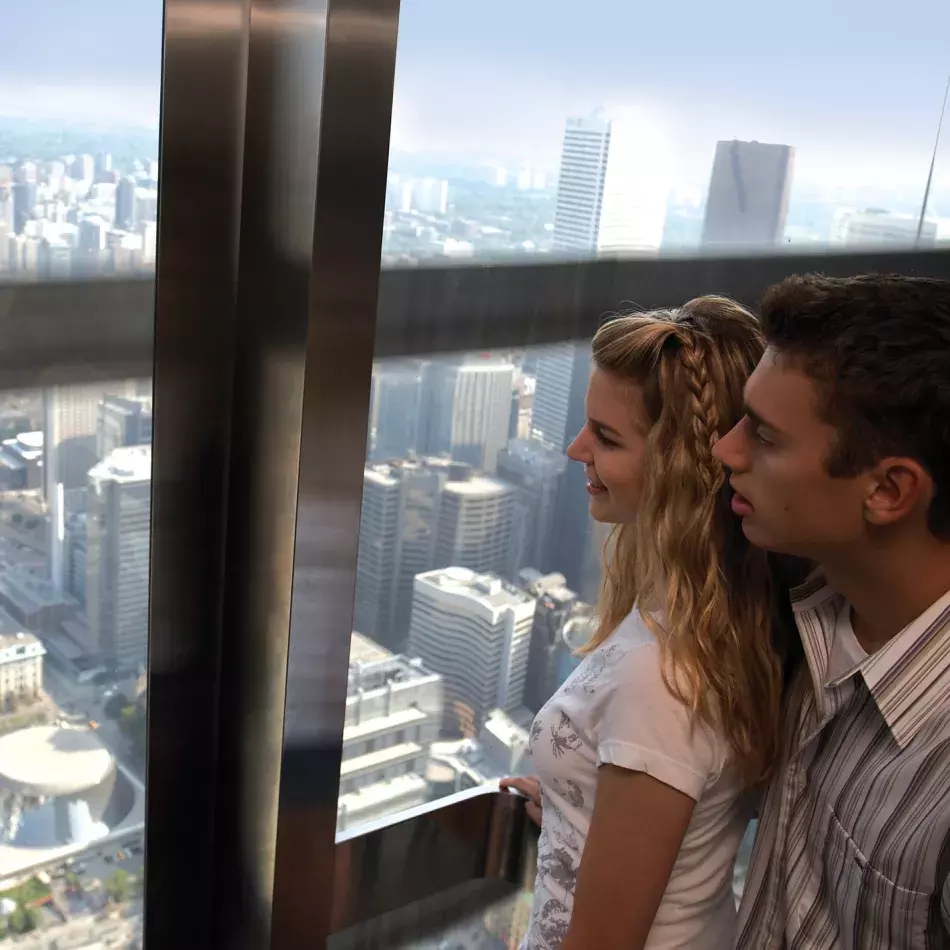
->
[521,608,751,950]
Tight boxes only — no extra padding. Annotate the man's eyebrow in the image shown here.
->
[744,403,783,434]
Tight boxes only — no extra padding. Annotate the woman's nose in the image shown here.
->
[566,428,590,463]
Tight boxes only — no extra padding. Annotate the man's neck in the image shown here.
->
[821,539,950,655]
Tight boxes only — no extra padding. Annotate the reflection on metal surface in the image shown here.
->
[146,0,248,946]
[331,788,532,942]
[268,0,402,945]
[4,247,950,388]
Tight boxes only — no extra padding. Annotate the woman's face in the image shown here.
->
[566,367,651,524]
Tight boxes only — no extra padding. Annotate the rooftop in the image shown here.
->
[418,568,535,611]
[88,445,152,486]
[349,632,392,666]
[0,726,114,797]
[443,476,513,498]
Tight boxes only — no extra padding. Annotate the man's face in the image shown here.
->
[713,348,871,559]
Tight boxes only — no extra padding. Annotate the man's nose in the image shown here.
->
[713,421,744,472]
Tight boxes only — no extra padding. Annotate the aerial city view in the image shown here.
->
[2,0,950,946]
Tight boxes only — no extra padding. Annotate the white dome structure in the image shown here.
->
[0,726,113,797]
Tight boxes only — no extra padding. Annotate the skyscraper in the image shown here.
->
[833,208,937,247]
[355,458,466,650]
[45,383,137,590]
[368,360,426,462]
[408,568,535,735]
[433,475,514,578]
[115,176,136,230]
[423,358,515,473]
[701,140,795,247]
[97,395,153,460]
[86,446,152,673]
[553,111,669,255]
[497,438,567,578]
[530,343,596,596]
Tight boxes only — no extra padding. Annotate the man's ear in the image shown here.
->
[863,457,932,527]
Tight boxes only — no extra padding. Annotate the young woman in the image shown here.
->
[503,297,794,950]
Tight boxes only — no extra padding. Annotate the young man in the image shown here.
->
[713,273,950,949]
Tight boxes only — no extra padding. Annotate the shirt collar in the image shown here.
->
[789,571,950,749]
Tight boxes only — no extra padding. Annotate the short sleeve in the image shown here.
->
[592,643,720,801]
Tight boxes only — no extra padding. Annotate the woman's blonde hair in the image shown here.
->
[583,295,781,784]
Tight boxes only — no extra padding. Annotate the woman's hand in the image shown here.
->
[500,775,542,826]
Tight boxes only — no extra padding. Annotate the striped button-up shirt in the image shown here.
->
[737,575,950,950]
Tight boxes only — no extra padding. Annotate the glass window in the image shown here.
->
[381,0,950,265]
[0,1,160,943]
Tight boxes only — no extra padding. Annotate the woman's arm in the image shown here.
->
[560,764,696,950]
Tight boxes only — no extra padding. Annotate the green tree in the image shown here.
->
[106,869,130,905]
[7,902,40,934]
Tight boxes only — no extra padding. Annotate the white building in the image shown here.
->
[411,177,449,215]
[408,568,536,735]
[553,111,669,256]
[433,476,514,579]
[423,359,514,474]
[0,612,45,712]
[337,633,443,833]
[833,208,937,247]
[86,446,152,673]
[702,140,795,247]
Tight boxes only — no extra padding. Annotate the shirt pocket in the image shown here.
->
[820,806,930,950]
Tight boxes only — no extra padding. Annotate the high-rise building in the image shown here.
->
[433,476,514,578]
[423,358,514,473]
[337,633,443,833]
[368,360,426,462]
[44,383,136,589]
[115,176,136,230]
[701,140,795,247]
[85,446,152,673]
[518,570,593,713]
[411,178,449,215]
[408,568,536,735]
[0,167,12,269]
[355,458,472,650]
[497,439,567,579]
[553,111,669,256]
[529,343,597,596]
[97,395,153,460]
[12,163,37,235]
[832,208,937,247]
[70,154,95,183]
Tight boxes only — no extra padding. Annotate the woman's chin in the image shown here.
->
[588,494,613,521]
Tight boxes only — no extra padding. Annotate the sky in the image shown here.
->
[2,0,950,194]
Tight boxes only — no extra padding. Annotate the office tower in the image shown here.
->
[355,458,469,650]
[95,153,114,181]
[701,140,795,247]
[38,237,72,279]
[77,215,109,269]
[115,176,136,230]
[70,154,95,183]
[97,395,153,460]
[0,167,12,269]
[44,383,137,589]
[86,446,152,673]
[423,358,515,473]
[497,438,567,579]
[529,342,598,596]
[412,178,449,215]
[433,475,514,578]
[519,570,593,713]
[369,360,426,461]
[337,633,443,833]
[408,568,536,734]
[832,208,937,247]
[0,431,43,491]
[12,163,37,235]
[553,111,669,256]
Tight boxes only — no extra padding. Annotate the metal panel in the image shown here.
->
[144,0,248,947]
[3,247,950,387]
[331,788,531,935]
[197,0,400,947]
[269,0,401,946]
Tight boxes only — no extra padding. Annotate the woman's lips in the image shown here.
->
[731,491,754,516]
[586,473,606,495]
